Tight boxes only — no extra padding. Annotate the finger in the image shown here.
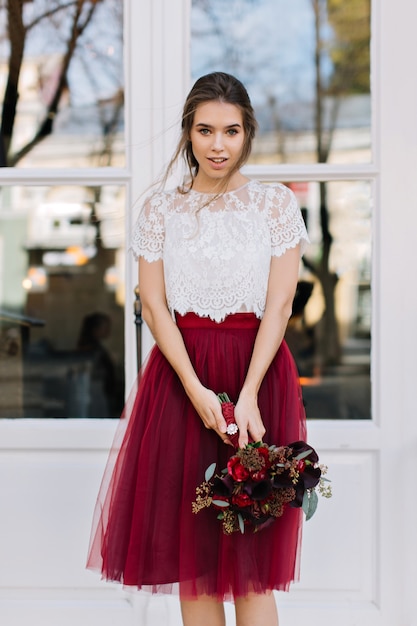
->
[238,428,249,449]
[248,423,265,443]
[215,412,227,435]
[201,406,223,431]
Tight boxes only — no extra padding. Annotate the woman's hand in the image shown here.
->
[232,248,301,448]
[140,259,231,446]
[186,382,233,446]
[234,391,266,448]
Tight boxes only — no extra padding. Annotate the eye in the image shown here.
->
[199,128,211,135]
[227,128,238,136]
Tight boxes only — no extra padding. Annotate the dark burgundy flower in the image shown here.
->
[212,474,234,497]
[244,479,273,501]
[301,465,321,489]
[287,441,319,464]
[290,483,306,508]
[289,465,322,507]
[272,473,294,489]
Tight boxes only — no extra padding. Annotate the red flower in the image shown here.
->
[227,456,250,482]
[232,492,253,508]
[251,470,268,482]
[257,446,271,468]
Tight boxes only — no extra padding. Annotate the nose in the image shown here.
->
[212,132,224,152]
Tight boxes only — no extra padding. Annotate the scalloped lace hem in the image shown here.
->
[170,306,263,324]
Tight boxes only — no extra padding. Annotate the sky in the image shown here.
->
[191,0,324,108]
[0,0,123,107]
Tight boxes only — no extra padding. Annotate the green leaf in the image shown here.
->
[302,490,310,516]
[305,489,319,521]
[321,477,332,482]
[217,513,224,520]
[294,449,313,461]
[238,513,245,534]
[221,468,228,474]
[205,463,216,482]
[212,499,230,507]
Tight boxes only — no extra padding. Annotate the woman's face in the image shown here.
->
[189,100,246,191]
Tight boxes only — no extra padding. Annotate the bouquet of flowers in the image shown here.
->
[192,394,331,534]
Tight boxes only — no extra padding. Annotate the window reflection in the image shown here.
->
[0,185,125,418]
[191,0,371,164]
[286,180,371,419]
[0,0,124,168]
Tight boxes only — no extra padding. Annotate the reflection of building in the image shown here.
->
[252,94,371,165]
[0,50,125,418]
[289,179,372,338]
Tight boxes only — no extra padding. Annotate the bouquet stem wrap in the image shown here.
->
[218,392,243,448]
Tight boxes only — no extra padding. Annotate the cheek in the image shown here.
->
[189,135,202,155]
[234,138,246,159]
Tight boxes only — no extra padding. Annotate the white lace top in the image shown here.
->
[131,179,309,322]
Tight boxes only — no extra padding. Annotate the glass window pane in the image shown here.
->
[0,0,124,168]
[191,0,371,164]
[286,180,371,419]
[0,184,125,418]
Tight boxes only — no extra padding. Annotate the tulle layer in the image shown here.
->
[87,313,307,601]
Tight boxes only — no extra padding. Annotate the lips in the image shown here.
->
[207,157,228,170]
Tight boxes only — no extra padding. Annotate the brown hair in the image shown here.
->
[166,72,258,192]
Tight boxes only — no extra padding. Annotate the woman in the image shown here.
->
[87,72,309,626]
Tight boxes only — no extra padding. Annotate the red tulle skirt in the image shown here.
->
[87,313,307,601]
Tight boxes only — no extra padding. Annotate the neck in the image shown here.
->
[191,171,248,194]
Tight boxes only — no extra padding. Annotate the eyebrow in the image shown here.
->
[194,123,242,129]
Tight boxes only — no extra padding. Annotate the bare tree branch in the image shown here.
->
[8,0,101,166]
[25,1,79,32]
[0,0,25,163]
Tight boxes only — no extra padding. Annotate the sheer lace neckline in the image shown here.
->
[186,180,251,197]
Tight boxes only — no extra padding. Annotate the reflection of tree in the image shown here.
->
[192,0,370,366]
[303,0,370,365]
[192,0,266,83]
[0,0,122,167]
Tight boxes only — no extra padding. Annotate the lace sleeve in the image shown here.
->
[266,184,309,257]
[130,192,166,261]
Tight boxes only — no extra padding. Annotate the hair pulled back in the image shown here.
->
[169,72,257,191]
